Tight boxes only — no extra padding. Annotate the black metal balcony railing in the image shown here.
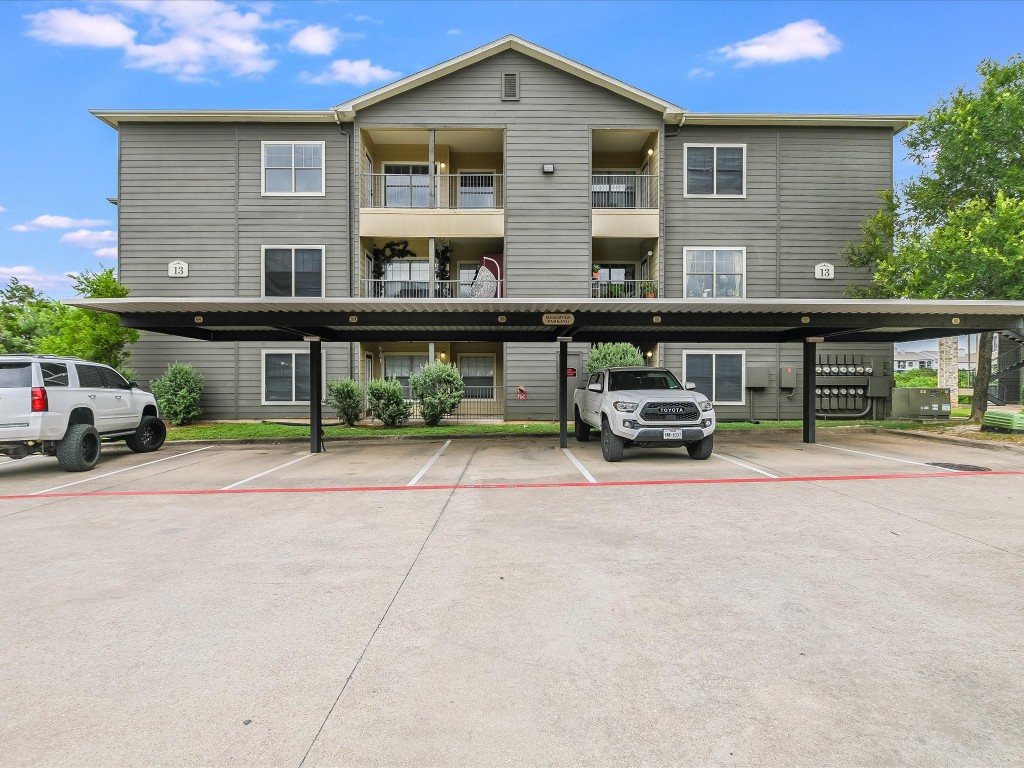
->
[361,173,504,209]
[591,174,658,209]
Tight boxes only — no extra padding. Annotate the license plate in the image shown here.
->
[663,429,682,440]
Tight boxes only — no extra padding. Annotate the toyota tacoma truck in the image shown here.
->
[0,354,166,472]
[573,367,716,462]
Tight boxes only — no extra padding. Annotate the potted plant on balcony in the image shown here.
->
[639,280,658,299]
[592,263,601,279]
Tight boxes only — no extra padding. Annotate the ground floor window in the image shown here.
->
[384,354,427,398]
[683,351,745,404]
[263,351,323,404]
[459,354,496,399]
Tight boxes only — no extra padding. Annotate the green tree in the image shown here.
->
[585,342,644,373]
[37,267,140,371]
[0,278,65,354]
[150,362,205,426]
[409,361,464,426]
[844,54,1024,421]
[326,378,364,426]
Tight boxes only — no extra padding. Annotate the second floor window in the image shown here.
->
[264,247,324,297]
[685,248,744,298]
[262,141,325,195]
[685,145,745,197]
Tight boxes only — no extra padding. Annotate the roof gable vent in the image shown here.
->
[501,71,519,101]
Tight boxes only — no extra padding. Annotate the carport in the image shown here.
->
[70,297,1024,451]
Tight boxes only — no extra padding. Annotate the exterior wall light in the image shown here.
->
[542,164,555,174]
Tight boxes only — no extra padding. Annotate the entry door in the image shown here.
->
[565,353,581,417]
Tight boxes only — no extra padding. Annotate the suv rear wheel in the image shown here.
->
[56,424,101,472]
[126,416,166,453]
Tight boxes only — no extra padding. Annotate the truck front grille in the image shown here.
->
[640,402,699,422]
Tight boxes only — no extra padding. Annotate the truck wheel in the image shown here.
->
[55,424,101,472]
[574,408,591,442]
[686,434,714,460]
[126,416,167,453]
[600,417,624,462]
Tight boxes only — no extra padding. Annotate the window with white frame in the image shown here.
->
[263,351,324,404]
[263,247,324,297]
[683,352,745,405]
[684,248,744,298]
[459,354,495,399]
[684,144,745,197]
[262,141,325,195]
[383,163,431,207]
[384,354,427,398]
[382,260,429,298]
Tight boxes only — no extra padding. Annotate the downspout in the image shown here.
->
[335,110,355,380]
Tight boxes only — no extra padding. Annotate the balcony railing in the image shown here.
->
[363,278,504,299]
[591,174,658,209]
[591,279,658,299]
[361,173,504,209]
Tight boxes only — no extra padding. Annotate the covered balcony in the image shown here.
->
[359,236,504,299]
[591,237,660,299]
[591,128,660,238]
[359,128,505,239]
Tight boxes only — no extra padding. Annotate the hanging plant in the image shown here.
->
[371,240,416,282]
[435,240,453,282]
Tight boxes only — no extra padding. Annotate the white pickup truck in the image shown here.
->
[573,367,716,462]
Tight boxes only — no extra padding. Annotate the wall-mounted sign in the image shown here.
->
[168,260,189,278]
[566,367,577,377]
[542,313,574,326]
[814,263,835,280]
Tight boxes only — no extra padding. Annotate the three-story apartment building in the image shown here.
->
[96,36,910,423]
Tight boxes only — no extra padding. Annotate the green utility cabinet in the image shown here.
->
[891,388,953,420]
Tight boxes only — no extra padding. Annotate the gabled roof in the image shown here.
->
[334,34,685,121]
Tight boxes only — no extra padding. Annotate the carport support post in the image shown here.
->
[308,337,323,453]
[557,336,570,449]
[802,338,821,444]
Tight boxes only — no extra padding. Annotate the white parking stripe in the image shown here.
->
[713,452,779,478]
[562,448,597,484]
[30,447,213,495]
[408,441,451,486]
[815,442,953,470]
[221,453,314,490]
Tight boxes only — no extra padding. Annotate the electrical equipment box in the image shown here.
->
[746,367,770,389]
[814,353,889,418]
[891,388,952,420]
[778,366,798,389]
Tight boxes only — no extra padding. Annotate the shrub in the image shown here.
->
[150,362,205,426]
[894,368,938,388]
[367,378,411,427]
[327,378,363,426]
[586,342,644,373]
[410,362,465,426]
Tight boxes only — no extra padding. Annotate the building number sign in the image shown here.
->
[814,263,835,280]
[168,260,189,278]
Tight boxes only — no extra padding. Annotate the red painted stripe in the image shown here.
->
[1,470,1021,501]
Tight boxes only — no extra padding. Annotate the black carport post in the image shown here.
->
[557,336,570,449]
[308,337,323,453]
[802,337,822,444]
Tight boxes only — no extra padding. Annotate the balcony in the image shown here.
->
[362,277,505,299]
[361,172,504,209]
[591,128,660,238]
[591,174,658,209]
[591,278,658,300]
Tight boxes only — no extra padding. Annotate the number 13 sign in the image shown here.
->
[814,263,835,280]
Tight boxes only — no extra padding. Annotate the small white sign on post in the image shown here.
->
[814,263,835,280]
[168,260,189,278]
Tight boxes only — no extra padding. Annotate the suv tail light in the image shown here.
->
[31,387,48,412]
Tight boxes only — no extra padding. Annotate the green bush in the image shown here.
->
[367,378,411,427]
[894,368,938,388]
[410,362,465,426]
[150,362,205,426]
[586,342,644,373]
[327,378,363,426]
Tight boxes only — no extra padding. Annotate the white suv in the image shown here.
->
[0,355,165,472]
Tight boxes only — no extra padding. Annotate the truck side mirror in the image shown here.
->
[588,382,602,393]
[683,381,696,390]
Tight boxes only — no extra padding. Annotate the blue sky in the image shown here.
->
[1,0,1022,298]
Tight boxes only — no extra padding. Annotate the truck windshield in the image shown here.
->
[0,363,32,388]
[608,370,682,391]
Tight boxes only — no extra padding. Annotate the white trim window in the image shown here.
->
[263,246,325,297]
[458,354,496,400]
[684,144,745,197]
[384,354,427,399]
[684,247,745,298]
[262,141,325,196]
[262,350,325,405]
[683,351,745,405]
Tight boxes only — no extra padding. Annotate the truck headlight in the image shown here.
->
[699,401,714,412]
[613,401,638,413]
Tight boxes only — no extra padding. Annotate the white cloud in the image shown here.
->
[0,206,7,213]
[94,247,119,260]
[718,19,841,67]
[350,14,381,24]
[26,1,276,81]
[688,67,714,80]
[12,214,110,232]
[447,28,462,36]
[0,266,76,293]
[26,8,136,47]
[289,24,339,55]
[303,58,400,86]
[59,230,118,249]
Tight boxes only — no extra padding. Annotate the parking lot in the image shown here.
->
[2,431,1023,767]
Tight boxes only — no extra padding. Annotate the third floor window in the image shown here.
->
[262,141,325,196]
[684,144,745,197]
